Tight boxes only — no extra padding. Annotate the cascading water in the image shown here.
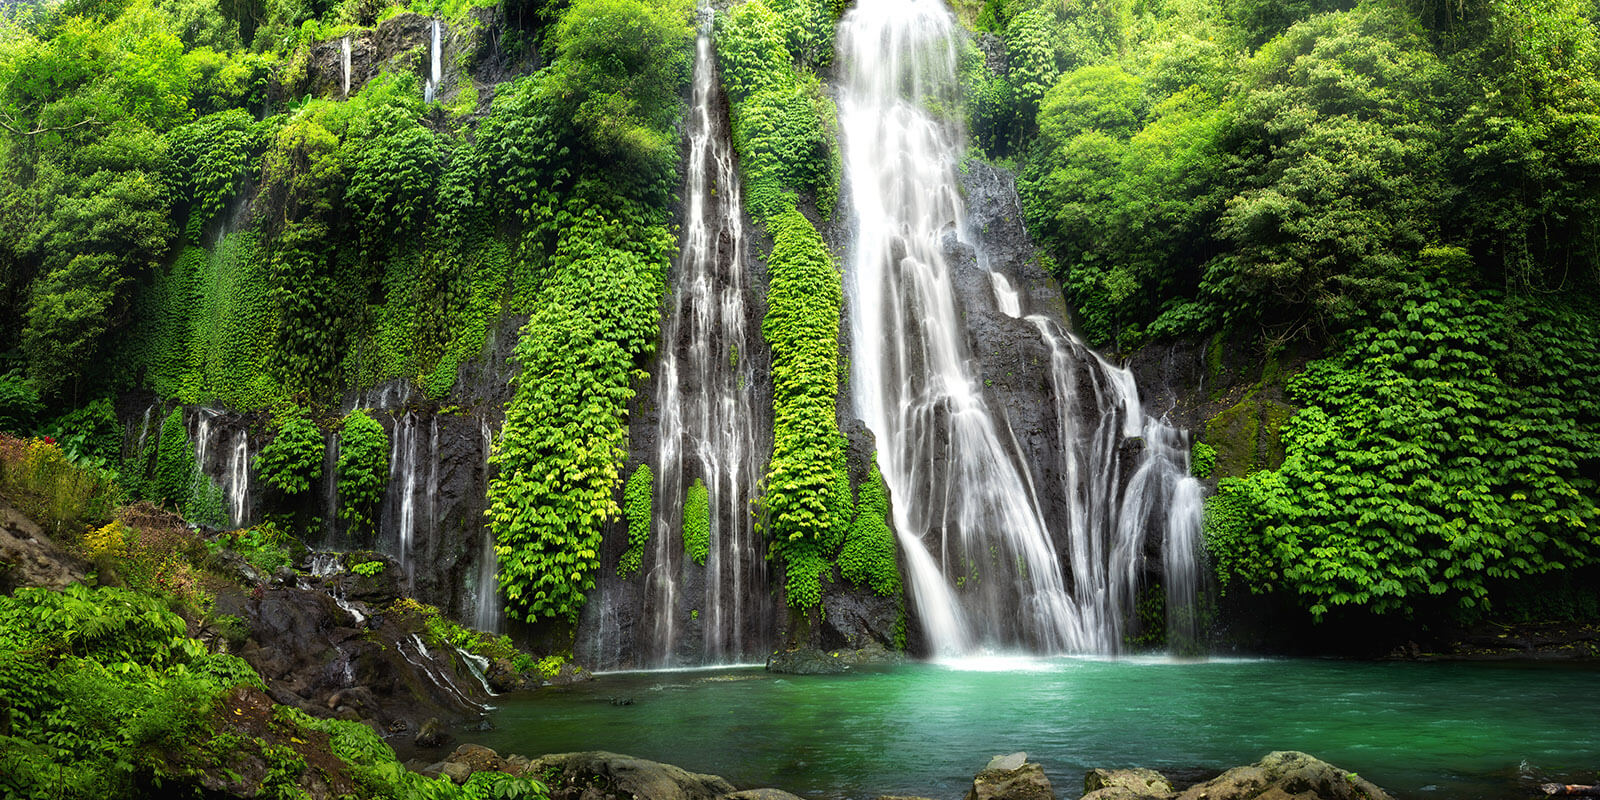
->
[838,0,1203,654]
[340,36,351,97]
[473,420,501,634]
[225,429,250,526]
[840,0,1078,653]
[642,8,768,665]
[386,412,437,593]
[423,19,442,102]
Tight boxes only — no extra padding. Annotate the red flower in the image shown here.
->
[40,436,55,445]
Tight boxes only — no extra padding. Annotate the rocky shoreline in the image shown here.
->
[409,747,1394,800]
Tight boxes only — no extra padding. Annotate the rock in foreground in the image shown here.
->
[967,752,1055,800]
[1082,752,1393,800]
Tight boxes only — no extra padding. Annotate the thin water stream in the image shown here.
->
[469,660,1600,800]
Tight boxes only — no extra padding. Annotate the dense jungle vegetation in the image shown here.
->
[0,0,1598,787]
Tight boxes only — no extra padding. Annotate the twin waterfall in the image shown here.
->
[837,0,1201,654]
[170,0,1203,665]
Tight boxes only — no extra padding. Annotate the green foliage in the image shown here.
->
[336,410,389,538]
[351,558,384,576]
[209,522,296,574]
[682,478,709,566]
[547,0,694,174]
[839,463,901,598]
[0,584,264,799]
[0,434,123,538]
[255,414,324,495]
[152,408,196,508]
[717,0,840,217]
[759,210,846,609]
[1210,284,1600,618]
[37,397,122,472]
[487,206,671,624]
[0,371,43,434]
[618,463,652,578]
[1189,441,1216,479]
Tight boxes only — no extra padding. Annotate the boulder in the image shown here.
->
[766,647,850,675]
[414,717,448,749]
[1173,752,1393,800]
[719,790,808,800]
[966,754,1055,800]
[448,743,508,774]
[0,504,87,593]
[1082,768,1174,800]
[530,751,737,800]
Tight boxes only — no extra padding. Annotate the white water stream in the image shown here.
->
[643,8,767,666]
[838,0,1203,653]
[423,19,442,102]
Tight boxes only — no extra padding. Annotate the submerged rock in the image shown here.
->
[766,644,905,674]
[967,753,1055,800]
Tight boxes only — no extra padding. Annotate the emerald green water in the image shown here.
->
[470,657,1599,799]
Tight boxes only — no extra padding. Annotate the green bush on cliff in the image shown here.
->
[337,409,390,539]
[1211,285,1600,618]
[619,464,653,578]
[839,463,901,598]
[483,0,692,625]
[255,413,325,496]
[683,478,710,566]
[759,210,848,609]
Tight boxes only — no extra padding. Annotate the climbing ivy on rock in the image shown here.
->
[682,478,710,566]
[255,414,324,496]
[152,409,197,509]
[619,464,653,578]
[839,463,901,598]
[760,210,848,610]
[336,410,388,539]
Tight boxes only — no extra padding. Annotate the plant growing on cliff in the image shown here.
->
[255,414,325,496]
[839,463,901,598]
[336,410,389,539]
[682,478,710,566]
[619,464,653,578]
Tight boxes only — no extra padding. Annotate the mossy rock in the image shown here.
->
[1204,398,1294,479]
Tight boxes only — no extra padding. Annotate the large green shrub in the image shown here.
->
[618,463,653,578]
[336,410,389,538]
[839,463,901,598]
[1209,283,1600,618]
[682,478,709,566]
[255,414,324,495]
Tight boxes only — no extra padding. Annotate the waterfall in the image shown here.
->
[387,413,436,592]
[340,36,351,97]
[323,431,340,541]
[642,9,767,666]
[226,429,250,527]
[473,420,501,634]
[423,19,442,103]
[838,0,1204,654]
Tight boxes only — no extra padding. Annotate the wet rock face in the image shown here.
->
[0,504,87,594]
[231,583,493,735]
[302,13,441,100]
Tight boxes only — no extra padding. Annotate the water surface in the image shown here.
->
[471,657,1599,799]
